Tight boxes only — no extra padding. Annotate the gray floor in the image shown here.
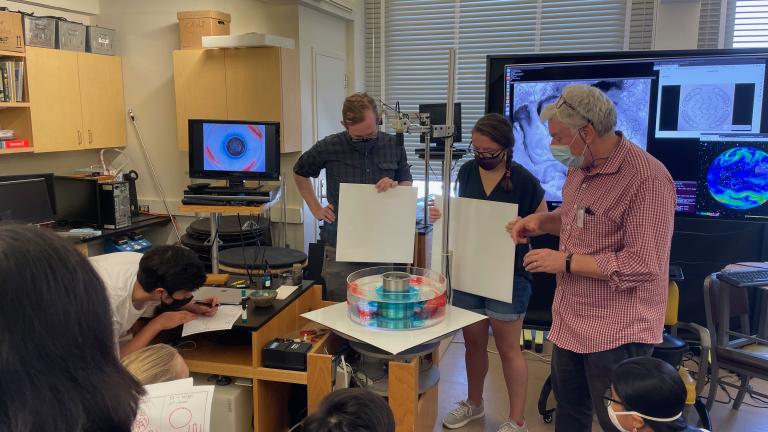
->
[434,334,768,432]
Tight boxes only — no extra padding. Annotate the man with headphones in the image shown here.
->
[294,92,413,301]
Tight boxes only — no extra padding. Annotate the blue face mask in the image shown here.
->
[550,134,586,167]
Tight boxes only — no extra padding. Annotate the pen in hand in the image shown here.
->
[193,301,238,307]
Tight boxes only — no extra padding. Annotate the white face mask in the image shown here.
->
[607,400,683,432]
[607,404,634,432]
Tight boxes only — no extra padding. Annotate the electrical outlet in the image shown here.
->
[139,205,150,213]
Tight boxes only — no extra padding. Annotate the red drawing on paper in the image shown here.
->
[168,407,193,429]
[132,410,150,432]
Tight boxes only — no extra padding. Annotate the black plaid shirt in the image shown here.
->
[294,131,412,247]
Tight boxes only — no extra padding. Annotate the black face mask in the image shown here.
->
[476,154,504,171]
[161,293,194,310]
[348,131,377,144]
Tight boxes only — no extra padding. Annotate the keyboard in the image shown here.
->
[181,197,262,206]
[716,269,768,287]
[184,194,270,203]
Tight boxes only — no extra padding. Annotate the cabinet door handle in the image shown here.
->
[88,130,93,145]
[77,130,82,145]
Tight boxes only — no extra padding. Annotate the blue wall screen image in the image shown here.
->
[203,123,267,172]
[706,146,768,210]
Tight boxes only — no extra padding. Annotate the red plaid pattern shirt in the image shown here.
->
[547,133,676,354]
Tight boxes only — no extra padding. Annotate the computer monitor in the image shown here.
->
[0,178,55,224]
[418,103,462,145]
[54,176,99,227]
[486,49,768,222]
[0,173,55,214]
[188,119,281,186]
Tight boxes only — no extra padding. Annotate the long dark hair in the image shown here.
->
[611,357,690,432]
[0,225,144,432]
[302,388,395,432]
[473,113,515,191]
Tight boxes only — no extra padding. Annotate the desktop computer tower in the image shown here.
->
[98,181,131,229]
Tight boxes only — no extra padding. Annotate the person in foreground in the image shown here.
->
[606,357,710,432]
[433,114,547,432]
[89,246,214,358]
[300,388,395,432]
[508,84,677,431]
[0,225,144,432]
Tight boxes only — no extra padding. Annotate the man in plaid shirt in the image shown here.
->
[509,85,676,432]
[294,93,412,301]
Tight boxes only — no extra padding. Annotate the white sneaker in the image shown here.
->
[442,400,485,429]
[497,420,528,432]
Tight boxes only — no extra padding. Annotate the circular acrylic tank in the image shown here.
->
[347,266,447,330]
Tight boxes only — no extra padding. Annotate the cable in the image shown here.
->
[128,109,181,242]
[237,213,255,286]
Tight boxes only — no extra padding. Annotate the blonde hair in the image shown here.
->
[342,92,379,125]
[540,84,617,136]
[121,344,187,385]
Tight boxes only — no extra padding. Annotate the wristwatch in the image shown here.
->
[565,253,573,274]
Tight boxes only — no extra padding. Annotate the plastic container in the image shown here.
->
[347,266,447,330]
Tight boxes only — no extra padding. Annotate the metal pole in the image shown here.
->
[423,128,431,227]
[441,48,457,299]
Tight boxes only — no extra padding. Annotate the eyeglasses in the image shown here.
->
[469,143,504,160]
[555,96,593,125]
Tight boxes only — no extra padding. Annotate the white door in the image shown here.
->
[305,48,347,251]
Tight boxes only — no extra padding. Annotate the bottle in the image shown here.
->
[263,265,272,290]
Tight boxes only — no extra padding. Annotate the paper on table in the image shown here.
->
[275,285,299,300]
[335,183,418,263]
[181,305,242,337]
[132,378,214,432]
[302,303,486,354]
[431,196,518,303]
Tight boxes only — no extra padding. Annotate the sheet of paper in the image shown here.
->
[132,378,214,432]
[335,183,418,263]
[431,196,518,303]
[194,286,253,304]
[302,303,485,354]
[275,285,299,300]
[181,305,242,337]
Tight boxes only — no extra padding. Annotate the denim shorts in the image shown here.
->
[452,276,532,321]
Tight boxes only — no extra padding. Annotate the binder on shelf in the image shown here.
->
[14,60,23,102]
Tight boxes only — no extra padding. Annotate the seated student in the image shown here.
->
[89,246,215,358]
[301,388,395,432]
[0,225,143,432]
[121,343,190,385]
[606,357,710,432]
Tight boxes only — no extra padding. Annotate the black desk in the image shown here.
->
[81,214,171,243]
[235,280,314,331]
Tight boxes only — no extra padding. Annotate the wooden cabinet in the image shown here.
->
[173,47,301,152]
[171,49,227,154]
[78,53,126,149]
[25,47,126,153]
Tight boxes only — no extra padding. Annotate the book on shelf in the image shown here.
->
[14,61,23,102]
[0,61,24,103]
